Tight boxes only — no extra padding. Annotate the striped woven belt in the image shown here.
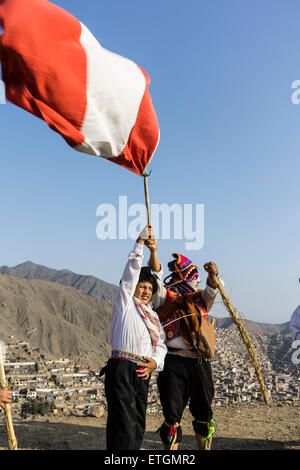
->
[111,350,148,365]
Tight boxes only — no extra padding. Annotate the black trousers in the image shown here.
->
[157,354,215,437]
[104,358,150,450]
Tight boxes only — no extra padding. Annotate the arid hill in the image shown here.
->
[0,274,112,368]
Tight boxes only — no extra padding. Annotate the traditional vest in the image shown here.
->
[156,289,208,350]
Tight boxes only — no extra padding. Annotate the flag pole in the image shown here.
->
[143,172,151,226]
[207,271,270,405]
[0,345,18,450]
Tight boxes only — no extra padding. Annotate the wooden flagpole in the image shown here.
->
[143,173,151,226]
[209,273,270,405]
[0,344,18,450]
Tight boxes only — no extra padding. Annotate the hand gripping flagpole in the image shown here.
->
[207,271,270,405]
[0,343,18,450]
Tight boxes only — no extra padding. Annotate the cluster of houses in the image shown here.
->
[1,328,299,418]
[3,338,105,417]
[210,328,299,406]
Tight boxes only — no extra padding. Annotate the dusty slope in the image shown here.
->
[0,403,299,451]
[0,274,112,367]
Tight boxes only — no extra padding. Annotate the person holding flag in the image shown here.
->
[0,0,164,452]
[146,235,220,450]
[103,225,167,451]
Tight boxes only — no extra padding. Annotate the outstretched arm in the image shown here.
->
[199,262,221,312]
[0,389,12,410]
[145,233,161,273]
[116,225,152,313]
[146,234,167,309]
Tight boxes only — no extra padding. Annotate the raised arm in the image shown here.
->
[116,226,152,313]
[199,261,223,312]
[146,235,167,310]
[146,234,161,273]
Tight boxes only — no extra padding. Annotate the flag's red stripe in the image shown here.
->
[109,67,159,176]
[0,0,87,147]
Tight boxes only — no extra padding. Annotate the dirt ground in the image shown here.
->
[0,402,299,451]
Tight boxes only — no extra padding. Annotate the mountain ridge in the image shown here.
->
[0,260,118,304]
[0,261,289,365]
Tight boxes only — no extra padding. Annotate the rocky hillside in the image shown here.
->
[0,274,113,367]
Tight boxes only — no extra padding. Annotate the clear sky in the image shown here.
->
[0,0,299,324]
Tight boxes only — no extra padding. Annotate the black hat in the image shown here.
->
[138,266,158,295]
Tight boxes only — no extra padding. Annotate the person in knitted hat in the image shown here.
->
[146,236,221,450]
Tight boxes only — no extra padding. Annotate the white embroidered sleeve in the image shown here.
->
[200,279,224,313]
[115,242,144,314]
[150,265,167,310]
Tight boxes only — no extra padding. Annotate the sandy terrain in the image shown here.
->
[0,402,299,451]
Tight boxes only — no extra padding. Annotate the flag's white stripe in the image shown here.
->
[75,22,146,158]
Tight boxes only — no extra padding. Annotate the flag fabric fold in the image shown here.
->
[0,0,159,175]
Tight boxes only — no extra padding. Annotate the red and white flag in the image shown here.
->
[0,0,159,175]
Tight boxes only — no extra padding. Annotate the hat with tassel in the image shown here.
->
[164,253,200,287]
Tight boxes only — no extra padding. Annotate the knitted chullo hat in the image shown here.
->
[164,253,199,288]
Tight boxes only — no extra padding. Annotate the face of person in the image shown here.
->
[186,278,200,291]
[186,270,200,291]
[134,281,153,305]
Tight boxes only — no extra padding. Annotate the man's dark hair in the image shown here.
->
[119,267,158,295]
[137,266,158,294]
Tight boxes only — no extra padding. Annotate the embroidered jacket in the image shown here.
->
[151,267,219,350]
[110,242,167,370]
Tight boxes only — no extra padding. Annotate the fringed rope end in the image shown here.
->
[195,419,215,450]
[156,422,181,450]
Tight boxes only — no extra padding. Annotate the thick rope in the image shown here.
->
[210,274,270,405]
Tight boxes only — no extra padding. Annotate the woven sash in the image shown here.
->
[133,296,160,348]
[111,350,148,364]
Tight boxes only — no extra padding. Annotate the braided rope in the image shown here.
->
[211,274,270,405]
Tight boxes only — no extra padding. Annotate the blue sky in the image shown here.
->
[0,0,299,324]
